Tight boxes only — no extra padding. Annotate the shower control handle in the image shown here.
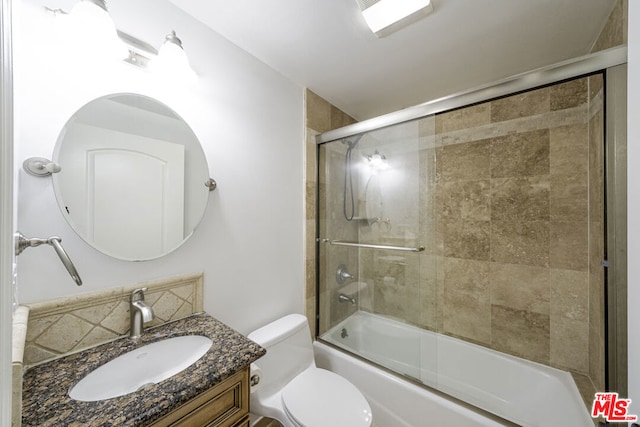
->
[336,264,353,284]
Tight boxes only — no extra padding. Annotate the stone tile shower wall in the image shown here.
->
[304,90,357,337]
[360,76,604,381]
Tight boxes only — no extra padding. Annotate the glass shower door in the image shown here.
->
[317,115,437,386]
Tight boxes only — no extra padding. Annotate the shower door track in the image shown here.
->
[319,238,425,253]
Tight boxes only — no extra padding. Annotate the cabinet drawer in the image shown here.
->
[150,369,249,427]
[229,415,250,427]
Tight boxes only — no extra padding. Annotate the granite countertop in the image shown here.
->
[22,313,266,426]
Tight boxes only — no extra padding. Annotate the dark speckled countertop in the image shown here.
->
[22,313,266,426]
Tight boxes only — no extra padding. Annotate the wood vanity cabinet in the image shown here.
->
[149,368,250,427]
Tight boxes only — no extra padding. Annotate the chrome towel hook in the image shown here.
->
[15,231,83,286]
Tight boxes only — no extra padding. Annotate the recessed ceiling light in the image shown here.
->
[356,0,434,37]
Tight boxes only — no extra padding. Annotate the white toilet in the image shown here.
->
[248,314,373,427]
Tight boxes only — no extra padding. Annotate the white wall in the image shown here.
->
[13,0,304,334]
[629,0,640,418]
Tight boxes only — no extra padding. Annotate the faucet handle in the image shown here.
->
[131,287,148,302]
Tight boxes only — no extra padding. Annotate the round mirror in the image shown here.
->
[52,93,210,261]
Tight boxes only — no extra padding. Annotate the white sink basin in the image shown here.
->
[69,335,212,401]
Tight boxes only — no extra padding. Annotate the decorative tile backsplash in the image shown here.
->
[23,273,203,366]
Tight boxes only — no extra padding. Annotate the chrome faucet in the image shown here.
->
[338,294,357,305]
[130,288,154,339]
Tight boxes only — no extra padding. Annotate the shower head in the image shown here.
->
[343,134,364,150]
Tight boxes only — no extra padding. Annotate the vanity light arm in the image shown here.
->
[15,232,83,286]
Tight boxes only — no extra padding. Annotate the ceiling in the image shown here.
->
[167,0,617,121]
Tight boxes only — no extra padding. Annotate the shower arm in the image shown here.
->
[15,231,83,286]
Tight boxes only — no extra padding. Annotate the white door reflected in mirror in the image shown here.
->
[53,94,209,261]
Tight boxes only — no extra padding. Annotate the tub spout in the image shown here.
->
[338,294,357,305]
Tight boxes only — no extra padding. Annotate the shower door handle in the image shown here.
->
[320,239,425,253]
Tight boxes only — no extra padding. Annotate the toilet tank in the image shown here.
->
[248,314,315,397]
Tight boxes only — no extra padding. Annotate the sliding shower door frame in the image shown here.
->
[605,64,627,396]
[315,45,629,395]
[316,46,627,145]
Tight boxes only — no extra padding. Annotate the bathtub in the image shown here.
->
[315,311,593,427]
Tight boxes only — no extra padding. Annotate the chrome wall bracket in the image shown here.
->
[205,178,217,192]
[22,157,61,177]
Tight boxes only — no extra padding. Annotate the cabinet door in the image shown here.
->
[150,369,249,427]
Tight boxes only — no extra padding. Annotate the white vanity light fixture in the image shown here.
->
[148,31,197,83]
[65,0,128,61]
[46,2,196,81]
[358,0,434,37]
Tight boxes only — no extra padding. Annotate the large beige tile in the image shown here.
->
[306,258,316,299]
[549,124,588,176]
[490,176,550,221]
[374,280,422,326]
[441,218,491,261]
[491,220,549,267]
[490,263,550,315]
[306,297,316,338]
[589,221,605,339]
[591,0,626,53]
[435,102,491,134]
[491,305,550,363]
[438,139,490,182]
[490,130,550,178]
[437,179,490,222]
[550,173,588,222]
[589,74,604,101]
[306,89,331,133]
[419,254,438,330]
[589,111,605,224]
[549,221,588,271]
[419,116,437,144]
[550,315,588,373]
[590,269,605,333]
[330,105,357,129]
[490,87,549,122]
[550,78,588,111]
[306,128,319,182]
[442,258,491,344]
[589,323,606,391]
[306,181,317,220]
[550,269,588,321]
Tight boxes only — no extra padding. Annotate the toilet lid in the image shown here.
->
[281,368,372,427]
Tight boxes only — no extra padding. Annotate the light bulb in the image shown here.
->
[149,31,197,83]
[368,151,387,169]
[65,0,128,61]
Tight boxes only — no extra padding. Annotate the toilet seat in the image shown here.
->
[281,367,372,427]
